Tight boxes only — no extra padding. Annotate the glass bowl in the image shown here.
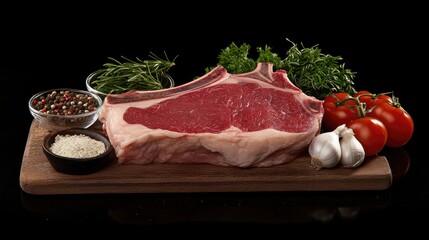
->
[42,128,113,175]
[29,88,103,131]
[86,71,175,100]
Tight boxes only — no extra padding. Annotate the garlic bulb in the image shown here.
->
[340,128,365,168]
[308,124,346,170]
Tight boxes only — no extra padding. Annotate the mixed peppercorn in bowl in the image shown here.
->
[29,88,103,131]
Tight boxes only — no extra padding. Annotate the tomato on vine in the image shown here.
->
[367,96,414,147]
[354,91,393,110]
[323,90,389,156]
[353,90,374,108]
[322,93,359,131]
[322,90,413,155]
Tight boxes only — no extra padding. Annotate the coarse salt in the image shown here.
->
[50,134,106,158]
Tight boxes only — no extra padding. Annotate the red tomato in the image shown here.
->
[354,90,375,109]
[323,93,358,131]
[324,93,357,106]
[354,91,393,110]
[367,102,414,147]
[372,95,393,107]
[346,117,388,156]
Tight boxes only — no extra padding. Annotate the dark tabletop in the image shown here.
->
[1,3,425,232]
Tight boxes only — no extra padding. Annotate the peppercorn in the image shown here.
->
[32,90,99,115]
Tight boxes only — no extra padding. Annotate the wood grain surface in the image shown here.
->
[20,121,392,195]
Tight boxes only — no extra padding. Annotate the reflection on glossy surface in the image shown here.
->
[380,147,411,182]
[309,208,337,223]
[337,206,361,219]
[21,191,390,225]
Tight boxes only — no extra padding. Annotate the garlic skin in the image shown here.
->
[308,124,346,170]
[340,128,365,168]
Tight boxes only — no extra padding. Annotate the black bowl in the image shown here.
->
[43,128,114,175]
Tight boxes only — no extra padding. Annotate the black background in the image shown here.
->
[1,3,426,233]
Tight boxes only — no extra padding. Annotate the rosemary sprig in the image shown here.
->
[283,39,357,99]
[92,52,177,94]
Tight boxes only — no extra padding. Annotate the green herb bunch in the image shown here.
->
[205,43,284,74]
[283,39,356,99]
[206,39,357,99]
[216,43,256,74]
[92,52,177,94]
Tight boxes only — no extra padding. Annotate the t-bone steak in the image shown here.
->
[99,62,324,167]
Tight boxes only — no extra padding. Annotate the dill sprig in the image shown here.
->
[92,52,177,94]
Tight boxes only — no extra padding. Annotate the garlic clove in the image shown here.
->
[340,128,365,168]
[308,124,345,170]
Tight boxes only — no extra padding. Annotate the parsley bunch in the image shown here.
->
[207,39,357,99]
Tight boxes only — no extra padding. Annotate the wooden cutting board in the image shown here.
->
[20,121,392,195]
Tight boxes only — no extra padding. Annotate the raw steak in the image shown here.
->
[99,62,323,167]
